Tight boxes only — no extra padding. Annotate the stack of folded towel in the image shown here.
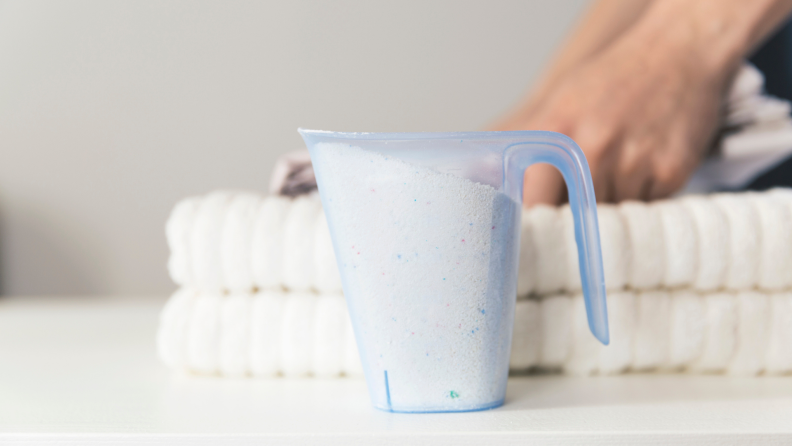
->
[158,188,792,377]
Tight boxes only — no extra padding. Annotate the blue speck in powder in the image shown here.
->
[443,278,446,280]
[397,254,402,259]
[481,309,486,314]
[392,317,396,322]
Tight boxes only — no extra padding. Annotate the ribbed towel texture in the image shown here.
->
[167,189,792,296]
[160,188,792,378]
[158,288,792,377]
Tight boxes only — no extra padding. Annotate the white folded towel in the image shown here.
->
[219,292,251,377]
[527,205,566,294]
[509,299,541,371]
[565,293,601,376]
[313,293,346,378]
[282,196,321,292]
[712,193,760,290]
[563,204,631,292]
[619,201,665,289]
[187,293,222,374]
[166,198,200,286]
[249,290,286,377]
[728,291,771,376]
[656,200,698,288]
[692,293,738,372]
[191,192,233,294]
[681,195,729,291]
[766,292,792,374]
[596,204,630,291]
[168,188,792,295]
[281,292,317,377]
[537,294,572,369]
[156,287,196,369]
[752,193,792,290]
[668,290,706,370]
[250,196,291,291]
[220,194,261,293]
[598,291,635,374]
[159,287,792,377]
[632,291,671,371]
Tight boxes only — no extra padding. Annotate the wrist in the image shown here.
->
[627,0,773,80]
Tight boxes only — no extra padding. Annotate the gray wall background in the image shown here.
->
[0,0,589,296]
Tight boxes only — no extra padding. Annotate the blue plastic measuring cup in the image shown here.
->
[300,129,609,413]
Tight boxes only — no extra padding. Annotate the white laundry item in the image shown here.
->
[632,291,671,371]
[728,291,771,376]
[527,205,567,294]
[598,291,635,375]
[692,293,738,373]
[268,149,316,197]
[509,299,541,371]
[314,210,343,294]
[564,294,600,376]
[768,186,792,205]
[728,97,790,129]
[220,194,262,293]
[751,193,792,290]
[187,293,222,374]
[596,204,630,291]
[250,196,291,290]
[281,292,317,377]
[156,287,197,369]
[516,211,536,298]
[166,198,200,286]
[249,290,287,377]
[668,290,706,370]
[219,293,251,377]
[656,200,698,288]
[191,191,233,293]
[619,201,665,289]
[681,196,729,291]
[341,307,364,377]
[712,193,761,290]
[313,293,346,378]
[537,294,572,369]
[766,292,792,374]
[282,196,322,292]
[726,63,764,112]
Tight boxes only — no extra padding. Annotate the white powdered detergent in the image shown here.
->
[311,143,520,412]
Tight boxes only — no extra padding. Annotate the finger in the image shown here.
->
[648,124,706,200]
[613,138,654,202]
[571,120,621,204]
[522,163,565,208]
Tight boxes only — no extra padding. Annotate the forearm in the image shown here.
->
[629,0,792,80]
[527,0,654,104]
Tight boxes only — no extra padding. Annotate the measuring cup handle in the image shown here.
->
[504,132,609,345]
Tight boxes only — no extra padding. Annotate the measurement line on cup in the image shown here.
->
[384,370,392,411]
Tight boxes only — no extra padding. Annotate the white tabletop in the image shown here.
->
[1,295,792,445]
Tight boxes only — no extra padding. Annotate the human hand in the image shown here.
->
[493,14,733,206]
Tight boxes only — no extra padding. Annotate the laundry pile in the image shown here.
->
[158,188,792,377]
